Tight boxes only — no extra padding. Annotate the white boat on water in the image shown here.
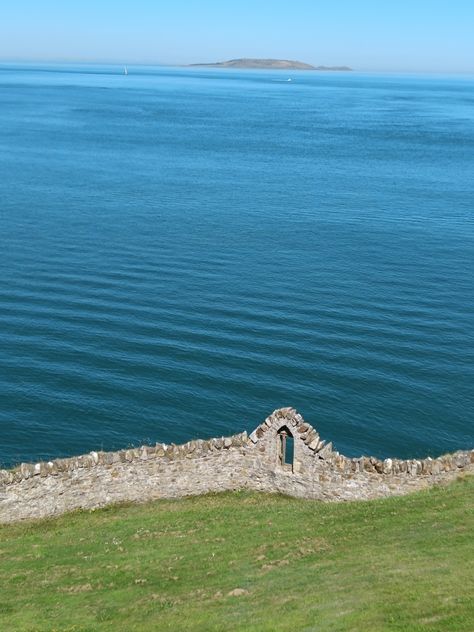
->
[124,66,128,76]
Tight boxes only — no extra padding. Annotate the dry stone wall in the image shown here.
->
[1,408,473,523]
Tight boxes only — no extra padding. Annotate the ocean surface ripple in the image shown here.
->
[0,65,473,466]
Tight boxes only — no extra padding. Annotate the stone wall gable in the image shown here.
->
[248,407,329,456]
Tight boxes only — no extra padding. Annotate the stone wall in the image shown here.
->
[1,408,473,523]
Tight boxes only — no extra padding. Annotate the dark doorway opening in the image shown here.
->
[277,426,294,471]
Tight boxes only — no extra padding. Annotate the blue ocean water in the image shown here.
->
[0,64,473,467]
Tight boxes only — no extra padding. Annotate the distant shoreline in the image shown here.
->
[189,58,352,71]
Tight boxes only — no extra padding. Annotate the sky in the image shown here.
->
[1,0,473,73]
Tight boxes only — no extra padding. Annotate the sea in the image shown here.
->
[0,64,473,467]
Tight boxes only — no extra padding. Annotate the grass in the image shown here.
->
[1,476,473,632]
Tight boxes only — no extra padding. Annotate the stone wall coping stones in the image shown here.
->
[0,431,249,487]
[1,408,472,488]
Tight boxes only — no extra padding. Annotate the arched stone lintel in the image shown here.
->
[248,408,328,456]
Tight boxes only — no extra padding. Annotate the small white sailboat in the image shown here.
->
[287,78,292,82]
[124,66,128,76]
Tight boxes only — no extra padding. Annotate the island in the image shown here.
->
[189,58,352,71]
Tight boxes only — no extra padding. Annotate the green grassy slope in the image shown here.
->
[1,476,473,632]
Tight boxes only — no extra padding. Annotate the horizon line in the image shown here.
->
[1,59,474,76]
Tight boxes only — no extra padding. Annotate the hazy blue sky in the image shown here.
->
[1,0,473,72]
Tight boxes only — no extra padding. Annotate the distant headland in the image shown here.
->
[189,58,352,71]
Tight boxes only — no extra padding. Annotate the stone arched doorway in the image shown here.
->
[277,426,294,472]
